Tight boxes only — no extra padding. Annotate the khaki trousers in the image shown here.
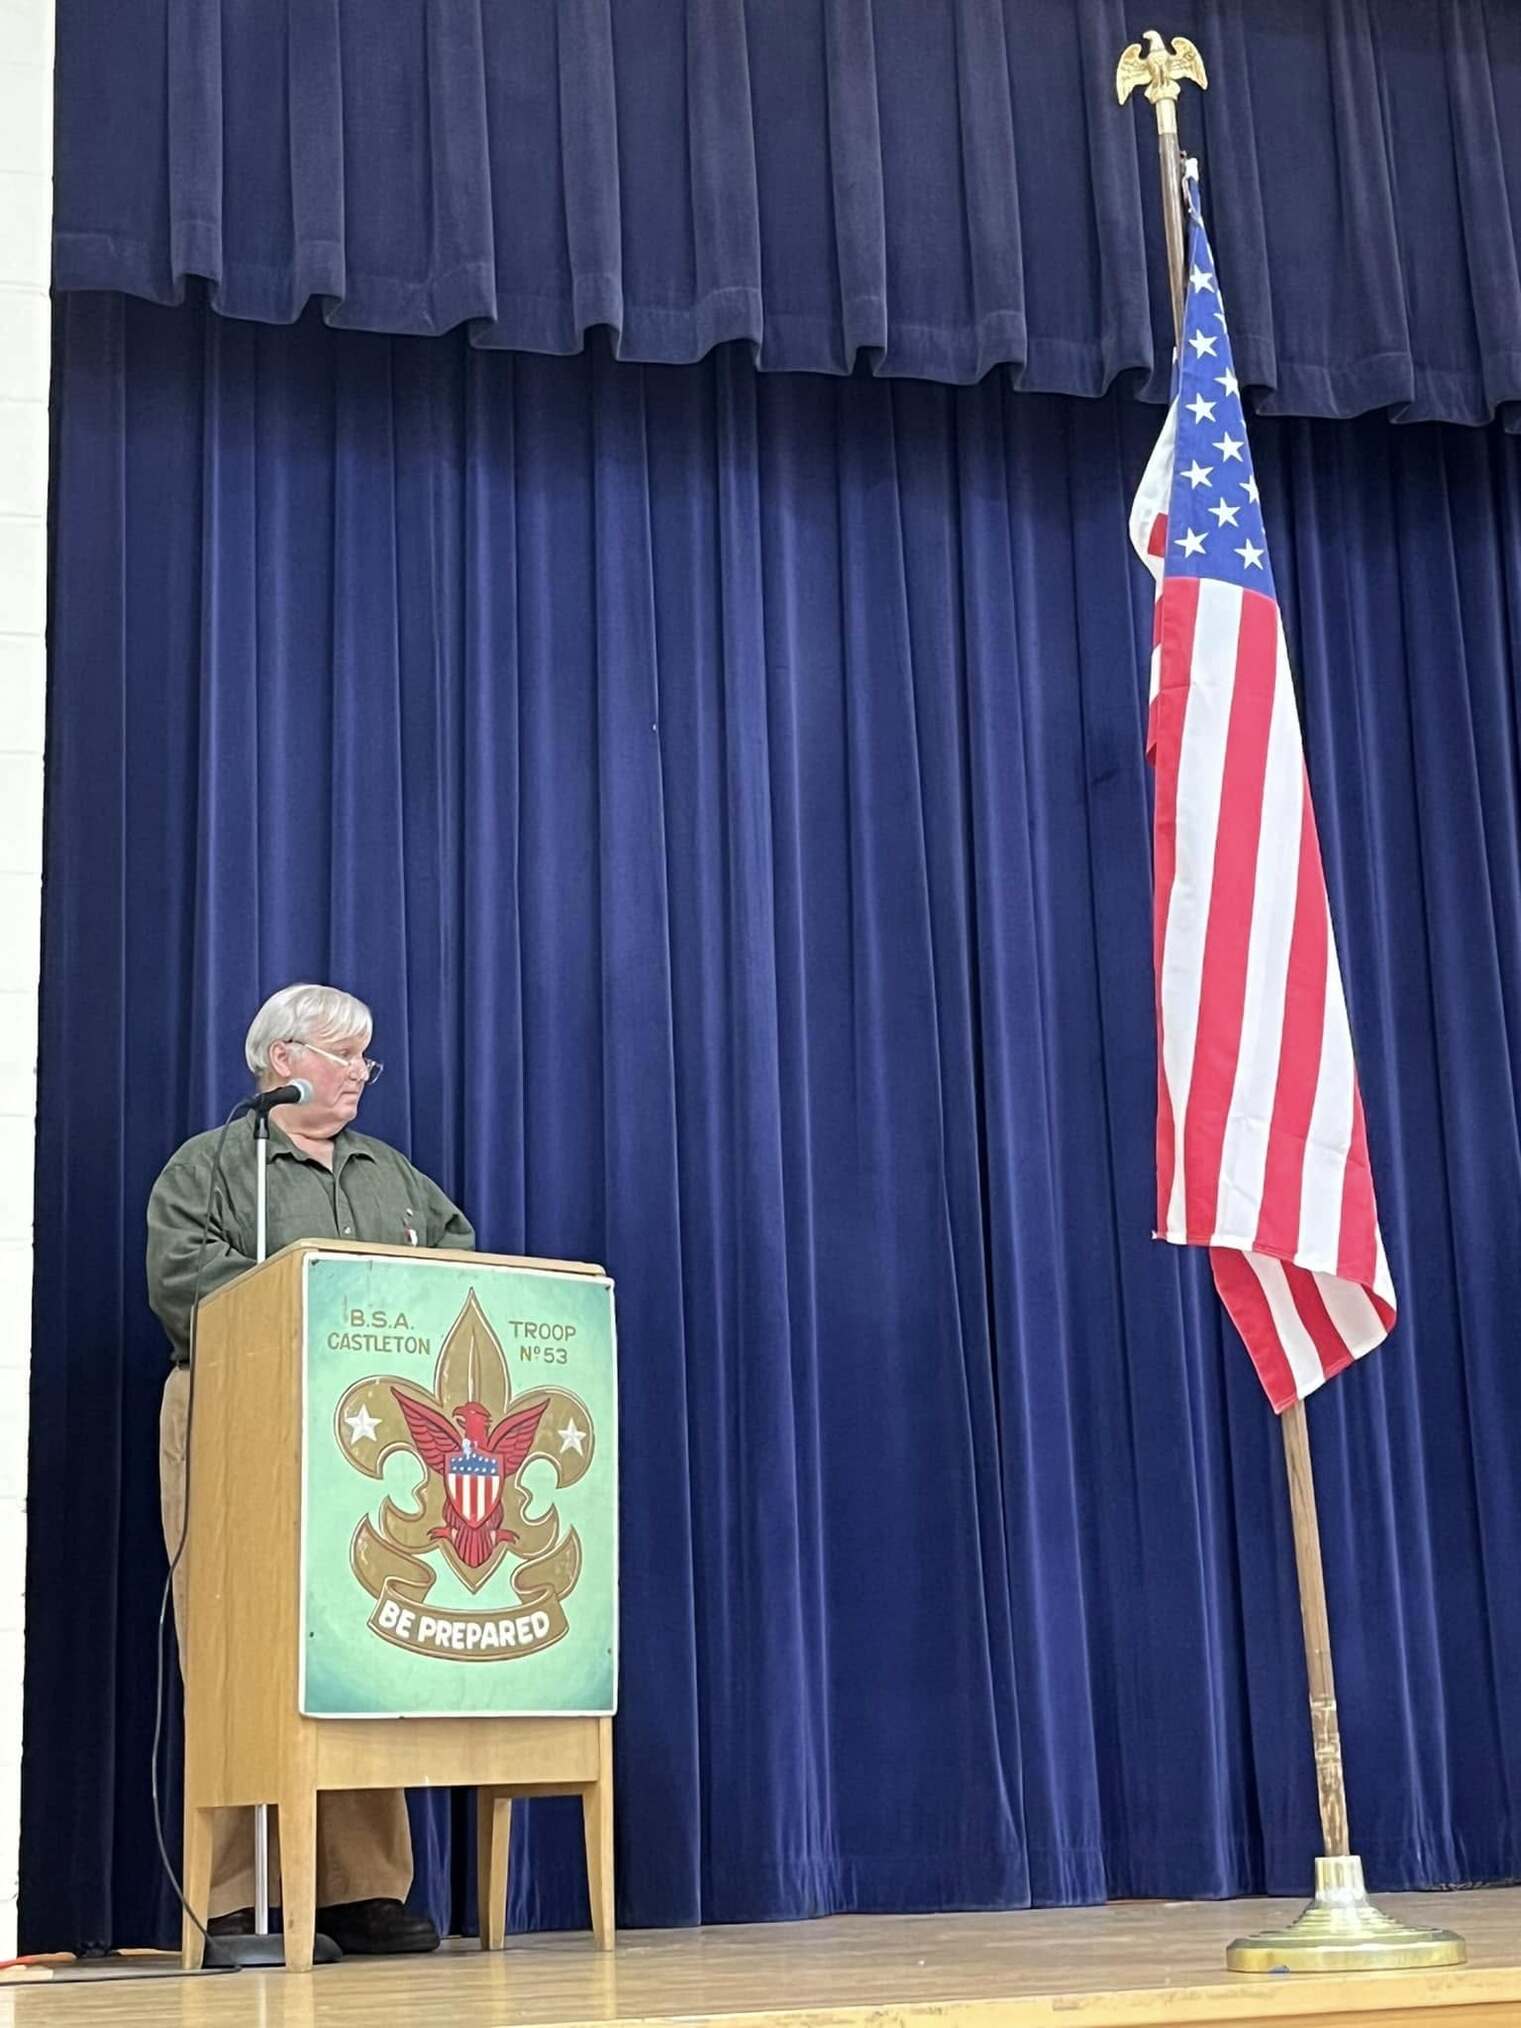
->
[159,1367,414,1916]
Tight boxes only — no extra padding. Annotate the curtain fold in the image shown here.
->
[46,0,1521,423]
[21,294,1521,1950]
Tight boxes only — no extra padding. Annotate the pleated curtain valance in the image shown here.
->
[50,0,1521,424]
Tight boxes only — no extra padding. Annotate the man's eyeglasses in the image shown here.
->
[292,1040,385,1084]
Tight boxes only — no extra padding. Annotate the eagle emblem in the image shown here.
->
[391,1391,549,1568]
[1115,30,1208,108]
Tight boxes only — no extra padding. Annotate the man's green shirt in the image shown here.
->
[146,1117,475,1364]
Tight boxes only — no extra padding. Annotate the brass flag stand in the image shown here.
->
[1116,31,1465,1978]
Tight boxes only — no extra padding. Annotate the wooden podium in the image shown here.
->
[181,1238,615,1973]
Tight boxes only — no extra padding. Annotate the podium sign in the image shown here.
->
[300,1253,617,1718]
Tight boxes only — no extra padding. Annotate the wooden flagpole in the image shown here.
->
[1115,31,1464,1975]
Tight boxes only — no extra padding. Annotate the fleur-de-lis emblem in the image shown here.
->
[337,1290,594,1605]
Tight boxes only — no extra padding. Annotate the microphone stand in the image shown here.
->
[251,1107,273,1948]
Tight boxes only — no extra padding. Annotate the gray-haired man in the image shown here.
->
[147,983,475,1956]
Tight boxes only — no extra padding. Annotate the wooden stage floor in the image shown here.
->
[6,1889,1521,2027]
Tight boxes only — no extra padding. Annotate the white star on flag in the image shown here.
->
[1189,265,1215,293]
[1236,539,1264,569]
[1216,369,1240,396]
[1208,500,1240,526]
[1188,331,1218,357]
[1186,393,1215,423]
[1213,433,1244,462]
[1175,528,1207,556]
[1182,461,1212,489]
[1242,474,1260,502]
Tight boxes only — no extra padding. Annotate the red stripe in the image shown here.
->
[1150,576,1201,1229]
[1211,1247,1298,1411]
[1283,1261,1356,1389]
[1182,589,1279,1239]
[1338,1085,1378,1287]
[1254,775,1328,1258]
[1148,511,1169,559]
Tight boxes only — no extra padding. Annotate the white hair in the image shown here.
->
[245,983,373,1077]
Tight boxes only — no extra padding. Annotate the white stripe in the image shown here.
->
[1130,405,1177,587]
[1214,623,1304,1242]
[1298,933,1355,1272]
[1244,1252,1327,1401]
[1315,1271,1384,1357]
[1159,578,1244,1236]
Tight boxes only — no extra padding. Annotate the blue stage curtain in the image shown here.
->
[20,291,1521,1952]
[46,0,1521,425]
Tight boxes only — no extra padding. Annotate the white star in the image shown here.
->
[1175,528,1207,557]
[557,1418,587,1456]
[1181,460,1213,489]
[1216,369,1240,397]
[1242,474,1260,503]
[1186,393,1215,424]
[1188,331,1218,358]
[1208,500,1240,527]
[345,1403,381,1444]
[1213,433,1244,463]
[1236,540,1265,570]
[1189,265,1215,295]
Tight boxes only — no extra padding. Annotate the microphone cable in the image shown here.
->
[149,1103,246,1953]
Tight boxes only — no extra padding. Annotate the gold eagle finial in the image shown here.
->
[1115,29,1208,107]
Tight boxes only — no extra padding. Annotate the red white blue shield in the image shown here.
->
[446,1450,502,1525]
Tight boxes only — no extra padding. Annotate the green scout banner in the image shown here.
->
[300,1253,617,1718]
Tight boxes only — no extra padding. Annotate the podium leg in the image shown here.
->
[278,1792,318,1973]
[181,1804,215,1970]
[583,1718,615,1950]
[477,1789,512,1951]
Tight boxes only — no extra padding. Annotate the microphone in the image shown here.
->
[232,1078,314,1119]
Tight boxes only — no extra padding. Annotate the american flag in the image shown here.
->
[1128,170,1396,1410]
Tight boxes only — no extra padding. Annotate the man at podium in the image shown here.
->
[146,982,475,1957]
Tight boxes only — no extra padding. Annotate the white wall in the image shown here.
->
[0,0,52,1964]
